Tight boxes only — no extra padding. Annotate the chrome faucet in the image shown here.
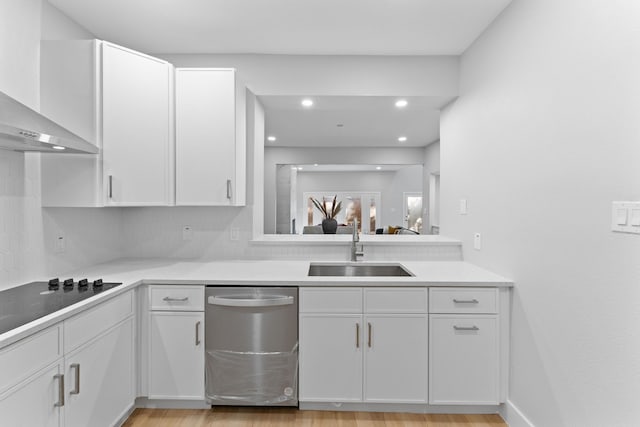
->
[351,218,364,261]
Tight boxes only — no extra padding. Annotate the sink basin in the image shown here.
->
[308,263,414,277]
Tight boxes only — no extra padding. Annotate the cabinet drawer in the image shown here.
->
[150,285,204,311]
[0,325,62,393]
[64,290,134,353]
[364,288,428,313]
[429,288,498,314]
[300,288,362,313]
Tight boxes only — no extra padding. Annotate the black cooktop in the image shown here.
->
[0,279,123,336]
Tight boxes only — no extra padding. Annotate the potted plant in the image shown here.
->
[311,195,342,234]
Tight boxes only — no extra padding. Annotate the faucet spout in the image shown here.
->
[350,218,364,261]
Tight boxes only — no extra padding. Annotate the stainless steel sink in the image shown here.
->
[308,262,414,277]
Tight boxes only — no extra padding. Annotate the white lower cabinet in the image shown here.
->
[299,287,428,404]
[428,287,503,405]
[147,285,205,400]
[0,291,135,427]
[0,363,64,427]
[299,314,363,402]
[64,318,135,427]
[429,315,499,405]
[363,315,428,403]
[149,312,205,399]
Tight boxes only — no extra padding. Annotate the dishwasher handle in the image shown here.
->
[208,295,294,307]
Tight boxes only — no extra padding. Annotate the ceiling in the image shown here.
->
[261,95,451,148]
[48,0,512,55]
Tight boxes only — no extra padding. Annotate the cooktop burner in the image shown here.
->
[0,278,123,335]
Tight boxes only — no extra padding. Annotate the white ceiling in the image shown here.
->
[261,95,450,148]
[48,0,512,55]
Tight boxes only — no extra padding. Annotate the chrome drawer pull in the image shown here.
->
[356,323,360,348]
[195,321,201,346]
[108,175,113,199]
[70,363,80,395]
[453,325,480,331]
[163,296,189,302]
[54,374,64,407]
[453,298,479,304]
[368,322,372,348]
[226,179,232,199]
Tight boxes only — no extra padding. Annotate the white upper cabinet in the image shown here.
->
[175,68,240,205]
[102,42,172,206]
[40,40,173,207]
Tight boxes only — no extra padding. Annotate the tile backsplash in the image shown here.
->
[0,150,122,290]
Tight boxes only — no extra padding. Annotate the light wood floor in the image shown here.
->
[122,408,507,426]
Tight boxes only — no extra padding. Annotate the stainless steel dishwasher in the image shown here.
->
[205,286,298,406]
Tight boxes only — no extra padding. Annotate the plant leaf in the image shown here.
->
[311,197,328,218]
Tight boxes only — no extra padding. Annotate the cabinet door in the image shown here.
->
[363,315,428,403]
[65,318,135,427]
[175,68,236,205]
[0,363,63,427]
[299,315,363,402]
[429,315,499,405]
[102,42,171,206]
[149,311,205,399]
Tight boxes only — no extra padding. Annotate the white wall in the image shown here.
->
[0,1,122,290]
[440,0,640,425]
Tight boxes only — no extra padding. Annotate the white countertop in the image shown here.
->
[71,258,512,286]
[0,258,512,348]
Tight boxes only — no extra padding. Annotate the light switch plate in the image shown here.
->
[612,202,640,234]
[474,232,482,250]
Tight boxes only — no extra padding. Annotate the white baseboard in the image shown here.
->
[501,400,534,427]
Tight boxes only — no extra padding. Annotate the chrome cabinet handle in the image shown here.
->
[163,296,189,302]
[356,323,360,348]
[368,322,372,348]
[453,298,479,304]
[226,179,232,199]
[70,363,80,395]
[453,325,480,331]
[195,321,201,346]
[54,374,64,407]
[108,175,113,199]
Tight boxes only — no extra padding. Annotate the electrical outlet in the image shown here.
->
[54,236,65,253]
[182,225,193,241]
[474,232,482,250]
[230,227,240,241]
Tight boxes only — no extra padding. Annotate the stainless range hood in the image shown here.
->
[0,91,98,154]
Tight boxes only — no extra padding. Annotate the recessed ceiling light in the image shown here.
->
[297,167,304,170]
[398,136,408,142]
[52,145,65,150]
[395,99,408,108]
[376,166,382,170]
[301,98,314,108]
[267,136,277,142]
[314,163,318,166]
